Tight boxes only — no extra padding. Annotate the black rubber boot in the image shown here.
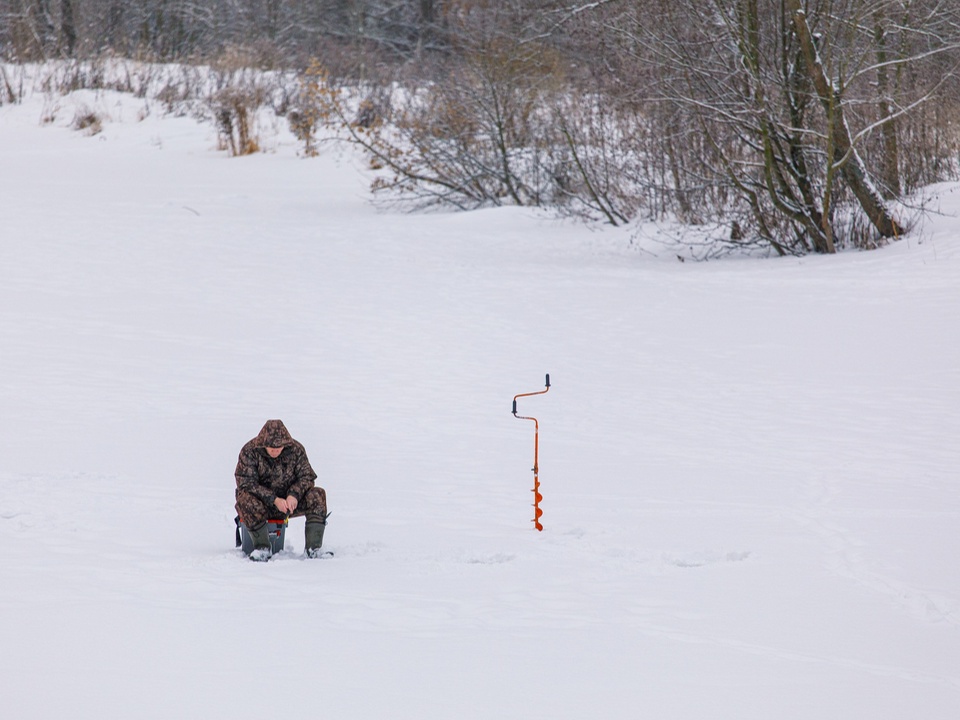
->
[304,519,326,559]
[248,522,272,562]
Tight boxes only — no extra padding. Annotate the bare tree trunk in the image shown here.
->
[266,0,281,41]
[789,1,904,239]
[59,0,75,57]
[418,0,436,51]
[105,1,125,52]
[874,16,901,198]
[33,0,54,49]
[420,0,434,26]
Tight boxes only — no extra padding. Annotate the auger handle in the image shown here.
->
[512,373,551,409]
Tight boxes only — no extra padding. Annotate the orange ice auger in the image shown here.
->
[512,374,551,531]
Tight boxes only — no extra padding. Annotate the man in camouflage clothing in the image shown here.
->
[235,419,328,561]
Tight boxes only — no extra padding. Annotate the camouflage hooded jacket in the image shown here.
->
[235,420,318,506]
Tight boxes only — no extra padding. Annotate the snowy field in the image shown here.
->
[2,84,959,719]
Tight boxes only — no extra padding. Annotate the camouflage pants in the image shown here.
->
[236,486,327,528]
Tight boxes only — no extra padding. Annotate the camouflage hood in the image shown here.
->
[251,419,296,449]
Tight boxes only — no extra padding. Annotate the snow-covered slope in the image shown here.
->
[2,86,959,719]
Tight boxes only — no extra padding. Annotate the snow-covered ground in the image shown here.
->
[2,83,959,719]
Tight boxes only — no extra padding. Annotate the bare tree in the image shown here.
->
[582,0,960,253]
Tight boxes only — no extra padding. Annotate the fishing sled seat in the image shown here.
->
[235,516,287,556]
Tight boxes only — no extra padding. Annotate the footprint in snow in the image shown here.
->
[665,550,752,568]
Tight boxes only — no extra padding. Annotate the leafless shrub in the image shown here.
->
[545,96,650,226]
[155,81,190,115]
[40,95,59,124]
[207,48,275,156]
[329,33,563,210]
[286,59,341,157]
[354,97,383,130]
[0,65,18,105]
[150,64,207,116]
[40,59,108,94]
[212,87,263,156]
[72,106,102,135]
[109,58,164,99]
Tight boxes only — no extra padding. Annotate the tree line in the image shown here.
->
[3,0,959,254]
[0,1,445,62]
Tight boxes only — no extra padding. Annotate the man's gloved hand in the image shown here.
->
[274,495,298,515]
